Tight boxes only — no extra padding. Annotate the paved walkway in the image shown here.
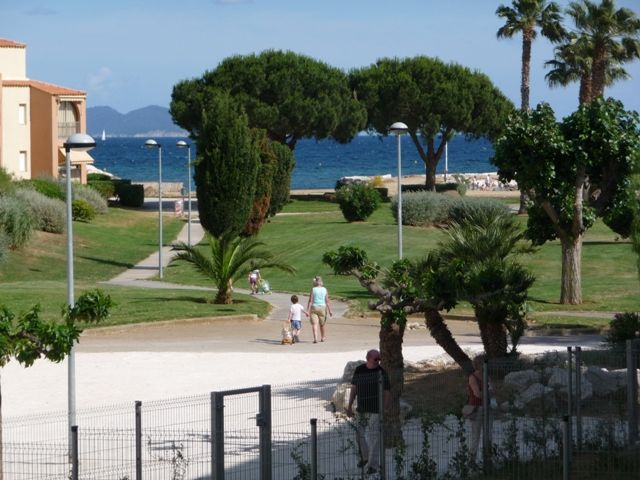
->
[2,218,606,417]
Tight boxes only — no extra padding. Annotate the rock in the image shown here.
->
[503,370,541,393]
[546,367,593,401]
[331,383,352,412]
[341,360,365,383]
[519,383,553,407]
[584,367,627,397]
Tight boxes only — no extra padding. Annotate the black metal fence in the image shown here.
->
[1,341,639,479]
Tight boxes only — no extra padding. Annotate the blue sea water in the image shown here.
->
[90,135,495,190]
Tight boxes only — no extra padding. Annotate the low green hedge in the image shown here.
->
[335,183,381,222]
[88,180,116,199]
[118,184,145,207]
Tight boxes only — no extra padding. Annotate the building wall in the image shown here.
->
[0,84,31,179]
[30,87,55,178]
[0,45,26,80]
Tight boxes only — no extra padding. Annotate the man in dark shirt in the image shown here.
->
[346,349,391,474]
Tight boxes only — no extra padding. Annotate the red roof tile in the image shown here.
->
[0,39,26,48]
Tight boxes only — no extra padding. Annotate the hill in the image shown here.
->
[87,105,187,137]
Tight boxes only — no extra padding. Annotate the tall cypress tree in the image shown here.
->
[244,129,276,236]
[268,142,295,217]
[195,93,260,237]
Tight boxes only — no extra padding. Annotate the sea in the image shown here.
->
[90,135,495,190]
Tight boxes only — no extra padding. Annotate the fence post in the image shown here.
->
[575,347,582,451]
[310,418,318,480]
[482,359,491,471]
[627,340,638,445]
[378,371,386,480]
[135,401,142,480]
[211,391,225,480]
[71,425,79,480]
[259,385,272,480]
[566,347,573,460]
[561,416,570,480]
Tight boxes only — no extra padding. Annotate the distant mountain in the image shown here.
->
[87,105,187,137]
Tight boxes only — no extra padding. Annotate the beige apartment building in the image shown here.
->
[0,38,93,183]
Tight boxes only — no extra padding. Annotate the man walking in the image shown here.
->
[346,349,391,475]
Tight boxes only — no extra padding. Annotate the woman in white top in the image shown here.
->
[306,276,332,343]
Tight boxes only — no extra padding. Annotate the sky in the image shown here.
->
[2,0,639,118]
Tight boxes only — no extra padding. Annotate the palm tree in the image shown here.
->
[171,231,295,304]
[496,0,566,214]
[436,208,535,358]
[496,0,567,111]
[545,33,630,104]
[567,0,640,99]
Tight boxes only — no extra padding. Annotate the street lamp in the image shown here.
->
[389,122,409,259]
[64,133,96,439]
[144,139,163,278]
[176,140,192,247]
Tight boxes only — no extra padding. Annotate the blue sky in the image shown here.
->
[2,0,638,118]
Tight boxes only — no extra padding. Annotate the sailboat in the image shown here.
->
[101,129,106,141]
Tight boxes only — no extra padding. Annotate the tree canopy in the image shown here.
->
[492,98,640,304]
[350,56,514,190]
[171,50,366,150]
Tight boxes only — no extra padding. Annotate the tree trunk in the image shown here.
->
[379,314,404,448]
[215,280,234,304]
[560,236,583,304]
[520,31,532,111]
[476,310,508,359]
[424,309,473,374]
[591,43,607,99]
[579,73,592,105]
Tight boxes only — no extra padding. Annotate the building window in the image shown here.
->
[58,101,79,139]
[19,151,27,172]
[19,104,27,125]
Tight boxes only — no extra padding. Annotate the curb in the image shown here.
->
[83,314,260,335]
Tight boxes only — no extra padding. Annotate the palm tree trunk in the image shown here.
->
[215,280,234,304]
[560,236,583,304]
[579,72,592,105]
[591,43,607,98]
[424,309,473,374]
[476,309,509,359]
[520,31,532,111]
[379,314,404,448]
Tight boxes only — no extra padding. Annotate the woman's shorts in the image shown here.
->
[309,306,326,326]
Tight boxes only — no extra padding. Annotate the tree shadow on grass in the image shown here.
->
[78,255,135,268]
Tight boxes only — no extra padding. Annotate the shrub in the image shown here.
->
[607,312,640,344]
[335,183,381,222]
[14,188,66,234]
[22,177,65,200]
[447,197,510,225]
[72,199,96,222]
[87,173,113,181]
[0,196,34,248]
[0,231,9,263]
[87,180,116,200]
[117,183,145,207]
[393,191,453,226]
[0,167,15,196]
[73,184,108,214]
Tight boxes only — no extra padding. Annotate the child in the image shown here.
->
[248,269,260,294]
[288,295,307,343]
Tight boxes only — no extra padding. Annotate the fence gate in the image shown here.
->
[211,385,272,480]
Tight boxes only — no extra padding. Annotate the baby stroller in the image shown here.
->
[257,278,271,294]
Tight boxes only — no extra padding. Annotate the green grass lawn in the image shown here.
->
[165,199,640,327]
[0,206,266,324]
[2,198,638,329]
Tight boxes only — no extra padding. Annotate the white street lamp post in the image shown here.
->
[176,140,192,247]
[389,122,409,259]
[144,139,163,278]
[64,133,96,441]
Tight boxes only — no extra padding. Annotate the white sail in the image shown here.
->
[101,129,106,141]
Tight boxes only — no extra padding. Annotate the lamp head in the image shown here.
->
[389,122,409,135]
[144,139,160,148]
[176,140,190,149]
[64,133,96,152]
